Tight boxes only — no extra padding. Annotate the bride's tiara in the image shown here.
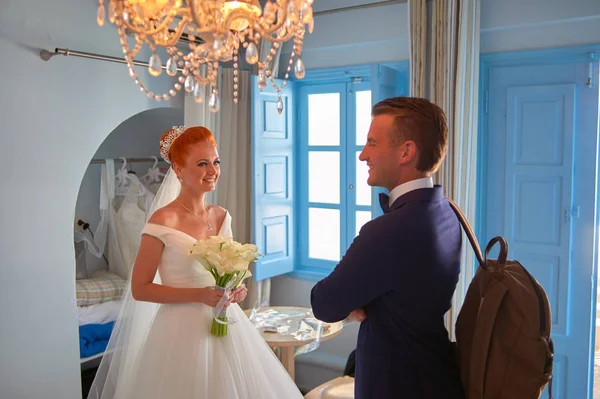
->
[160,125,189,164]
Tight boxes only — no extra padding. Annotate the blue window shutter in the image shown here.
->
[251,77,295,281]
[370,63,409,218]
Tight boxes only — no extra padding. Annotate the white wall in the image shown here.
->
[274,0,600,392]
[0,0,182,397]
[480,0,600,53]
[282,0,600,70]
[75,108,184,274]
[282,1,409,70]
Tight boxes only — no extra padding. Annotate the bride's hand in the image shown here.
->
[230,284,248,304]
[200,287,231,308]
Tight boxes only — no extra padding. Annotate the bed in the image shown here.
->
[76,271,126,363]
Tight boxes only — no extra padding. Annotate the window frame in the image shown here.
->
[294,75,374,278]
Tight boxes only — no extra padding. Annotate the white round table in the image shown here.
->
[244,306,344,380]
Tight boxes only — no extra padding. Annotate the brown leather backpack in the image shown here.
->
[447,198,555,399]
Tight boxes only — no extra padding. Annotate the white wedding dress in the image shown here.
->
[90,211,303,399]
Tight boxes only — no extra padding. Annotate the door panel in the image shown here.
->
[484,61,599,398]
[251,77,295,281]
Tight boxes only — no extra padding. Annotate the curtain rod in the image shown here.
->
[39,48,184,72]
[89,157,167,164]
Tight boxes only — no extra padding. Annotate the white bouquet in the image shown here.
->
[189,236,260,336]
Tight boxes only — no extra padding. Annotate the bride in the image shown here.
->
[88,126,303,398]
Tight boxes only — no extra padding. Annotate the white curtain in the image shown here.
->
[408,0,481,339]
[446,0,480,339]
[214,68,271,310]
[216,69,252,247]
[232,40,282,309]
[429,0,459,196]
[408,0,427,98]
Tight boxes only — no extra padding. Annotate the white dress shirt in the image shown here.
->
[388,177,434,206]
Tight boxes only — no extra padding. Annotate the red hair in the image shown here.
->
[160,126,217,166]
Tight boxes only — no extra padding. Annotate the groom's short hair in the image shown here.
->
[372,97,448,173]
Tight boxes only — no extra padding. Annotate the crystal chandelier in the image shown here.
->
[96,0,314,112]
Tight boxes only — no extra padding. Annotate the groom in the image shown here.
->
[311,97,464,399]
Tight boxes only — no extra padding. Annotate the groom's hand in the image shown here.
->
[230,283,248,303]
[348,308,367,322]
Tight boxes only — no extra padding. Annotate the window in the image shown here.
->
[251,63,409,281]
[297,81,374,274]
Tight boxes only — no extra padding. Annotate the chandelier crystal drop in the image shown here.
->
[96,0,315,111]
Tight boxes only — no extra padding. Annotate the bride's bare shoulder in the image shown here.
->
[148,203,181,226]
[210,205,227,218]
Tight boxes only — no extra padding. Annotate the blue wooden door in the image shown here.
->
[483,59,599,398]
[250,77,295,281]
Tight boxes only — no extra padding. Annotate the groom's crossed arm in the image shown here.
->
[310,220,415,323]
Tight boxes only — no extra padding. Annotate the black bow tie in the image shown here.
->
[379,193,391,214]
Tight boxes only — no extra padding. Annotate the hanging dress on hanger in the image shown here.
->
[104,159,155,279]
[140,156,165,195]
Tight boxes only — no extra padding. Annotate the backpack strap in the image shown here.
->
[446,197,484,266]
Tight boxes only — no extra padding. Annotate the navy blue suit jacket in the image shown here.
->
[311,186,465,399]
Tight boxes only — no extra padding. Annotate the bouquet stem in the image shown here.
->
[211,315,228,336]
[211,280,231,337]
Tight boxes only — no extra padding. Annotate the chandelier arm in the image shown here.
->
[187,0,199,28]
[153,17,191,48]
[252,20,304,43]
[253,20,288,41]
[188,0,213,31]
[118,17,176,37]
[252,29,297,43]
[220,8,261,31]
[116,0,183,37]
[191,26,232,36]
[186,0,231,37]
